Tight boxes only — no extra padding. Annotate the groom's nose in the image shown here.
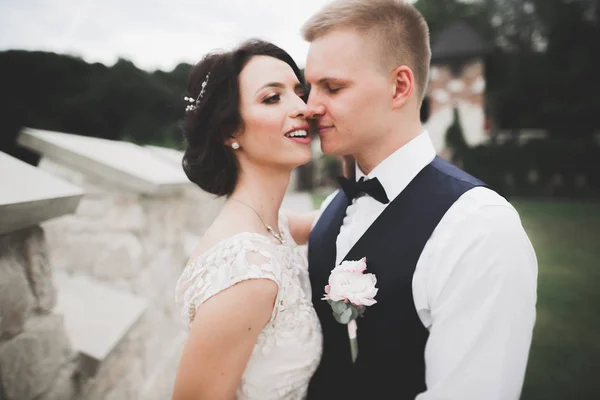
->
[305,90,325,119]
[306,103,326,120]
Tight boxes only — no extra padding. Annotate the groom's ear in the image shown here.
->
[391,65,414,110]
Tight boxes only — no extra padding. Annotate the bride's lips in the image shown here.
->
[284,125,311,145]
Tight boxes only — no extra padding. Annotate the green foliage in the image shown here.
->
[327,299,365,325]
[311,192,328,210]
[462,138,600,198]
[415,0,600,138]
[445,108,468,161]
[414,0,494,43]
[321,154,342,185]
[0,50,192,161]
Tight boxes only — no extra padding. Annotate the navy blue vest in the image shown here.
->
[307,156,487,399]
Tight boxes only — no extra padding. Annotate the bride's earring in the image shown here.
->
[231,141,240,150]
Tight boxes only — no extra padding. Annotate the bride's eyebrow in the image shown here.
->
[255,82,307,95]
[255,82,285,95]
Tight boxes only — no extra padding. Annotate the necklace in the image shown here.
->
[229,198,285,245]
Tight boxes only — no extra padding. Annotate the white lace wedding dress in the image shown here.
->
[175,214,323,399]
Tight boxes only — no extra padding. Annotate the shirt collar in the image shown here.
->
[356,130,436,202]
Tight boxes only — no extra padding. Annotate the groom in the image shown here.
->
[302,1,538,399]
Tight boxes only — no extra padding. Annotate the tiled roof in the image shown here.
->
[431,21,490,62]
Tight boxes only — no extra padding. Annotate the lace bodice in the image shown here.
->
[175,215,322,399]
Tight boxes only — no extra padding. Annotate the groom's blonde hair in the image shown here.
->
[301,0,431,103]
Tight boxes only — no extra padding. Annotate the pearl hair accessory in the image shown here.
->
[184,72,211,112]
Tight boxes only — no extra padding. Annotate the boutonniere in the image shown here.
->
[322,257,378,362]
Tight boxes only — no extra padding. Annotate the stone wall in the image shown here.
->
[0,227,80,400]
[180,185,224,256]
[38,158,195,399]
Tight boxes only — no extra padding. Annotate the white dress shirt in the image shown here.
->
[316,131,538,400]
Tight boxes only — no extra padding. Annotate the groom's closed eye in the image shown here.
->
[315,78,347,95]
[325,84,341,94]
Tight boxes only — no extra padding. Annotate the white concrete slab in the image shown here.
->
[53,270,147,361]
[18,128,191,195]
[0,152,83,235]
[144,145,184,167]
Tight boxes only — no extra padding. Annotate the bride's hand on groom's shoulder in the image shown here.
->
[284,209,320,246]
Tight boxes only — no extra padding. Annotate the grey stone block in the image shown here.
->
[0,315,72,400]
[0,232,34,338]
[0,264,32,338]
[37,362,80,400]
[23,227,56,312]
[91,233,143,280]
[0,152,83,236]
[52,271,146,362]
[18,128,190,196]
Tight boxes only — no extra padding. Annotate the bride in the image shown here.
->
[173,39,323,399]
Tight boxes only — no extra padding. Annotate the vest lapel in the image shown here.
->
[340,156,461,264]
[308,190,350,300]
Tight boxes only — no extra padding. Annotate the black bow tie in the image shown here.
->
[337,176,390,204]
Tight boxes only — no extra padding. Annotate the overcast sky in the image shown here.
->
[2,0,415,71]
[0,0,420,71]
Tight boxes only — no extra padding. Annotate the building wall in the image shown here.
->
[425,59,487,157]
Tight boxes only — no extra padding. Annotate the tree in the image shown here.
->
[0,51,192,164]
[416,0,599,138]
[414,0,494,43]
[445,108,468,163]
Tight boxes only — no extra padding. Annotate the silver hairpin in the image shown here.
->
[184,72,211,112]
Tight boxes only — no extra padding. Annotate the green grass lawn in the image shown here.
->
[516,200,600,400]
[311,192,329,210]
[312,193,600,399]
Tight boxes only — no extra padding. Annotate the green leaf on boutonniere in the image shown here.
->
[339,307,353,324]
[331,300,348,314]
[333,312,344,324]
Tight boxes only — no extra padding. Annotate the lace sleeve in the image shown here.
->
[175,235,283,330]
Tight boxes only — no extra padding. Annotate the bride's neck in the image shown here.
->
[228,164,290,229]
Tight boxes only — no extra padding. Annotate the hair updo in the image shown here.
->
[181,39,305,196]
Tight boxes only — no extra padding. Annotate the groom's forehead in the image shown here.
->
[308,29,371,57]
[305,60,346,84]
[306,32,373,74]
[305,48,364,83]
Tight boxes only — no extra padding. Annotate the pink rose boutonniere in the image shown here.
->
[322,257,378,362]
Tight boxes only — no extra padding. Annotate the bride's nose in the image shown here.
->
[289,102,309,119]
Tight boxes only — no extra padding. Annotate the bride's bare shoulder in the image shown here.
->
[188,211,263,261]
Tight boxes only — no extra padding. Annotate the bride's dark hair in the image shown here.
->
[181,39,305,196]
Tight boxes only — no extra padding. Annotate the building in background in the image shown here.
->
[423,21,491,160]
